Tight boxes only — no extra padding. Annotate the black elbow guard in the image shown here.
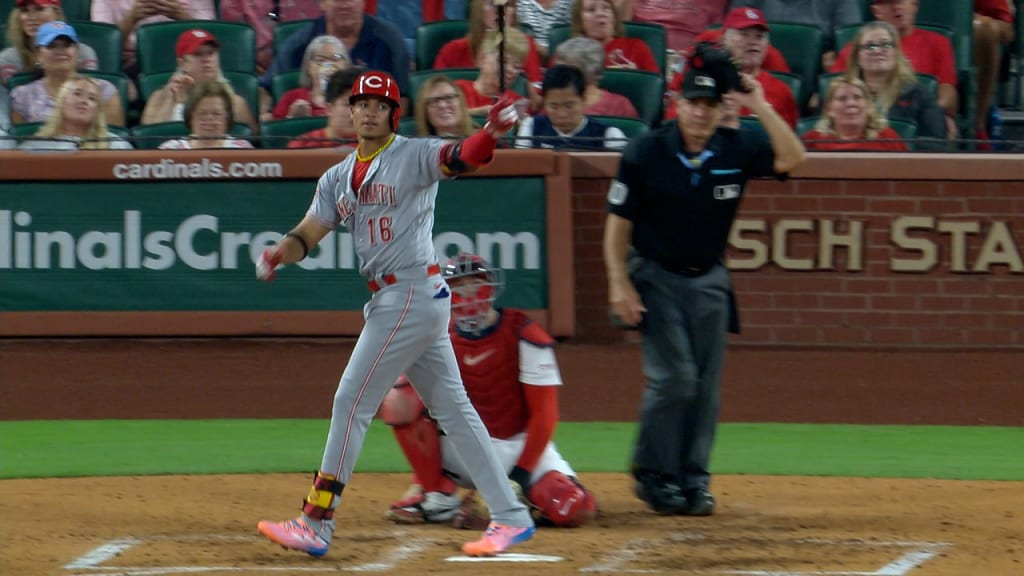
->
[440,142,470,175]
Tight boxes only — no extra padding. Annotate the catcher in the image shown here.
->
[378,253,598,529]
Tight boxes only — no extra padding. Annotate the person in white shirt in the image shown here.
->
[516,64,626,151]
[19,75,133,150]
[159,81,253,149]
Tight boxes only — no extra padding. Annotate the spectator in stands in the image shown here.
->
[729,0,863,70]
[844,21,947,147]
[718,8,798,127]
[259,0,410,119]
[218,0,322,73]
[10,22,125,126]
[1,84,10,131]
[90,0,216,74]
[158,81,253,149]
[141,29,257,132]
[287,66,362,149]
[831,0,957,138]
[19,75,133,149]
[434,0,544,86]
[455,28,537,115]
[515,64,626,150]
[516,0,573,57]
[373,0,467,57]
[802,76,907,151]
[270,35,349,121]
[1,0,99,86]
[616,0,728,54]
[551,37,638,117]
[414,75,477,137]
[688,10,791,76]
[973,0,1015,142]
[571,0,658,72]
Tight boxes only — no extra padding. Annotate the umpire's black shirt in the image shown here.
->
[607,123,784,275]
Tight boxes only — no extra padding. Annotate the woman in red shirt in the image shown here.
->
[454,28,536,116]
[571,0,658,73]
[433,0,543,84]
[803,76,907,152]
[270,35,349,121]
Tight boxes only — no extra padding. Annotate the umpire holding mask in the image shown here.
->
[603,43,805,515]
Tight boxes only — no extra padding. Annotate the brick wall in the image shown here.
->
[570,155,1024,348]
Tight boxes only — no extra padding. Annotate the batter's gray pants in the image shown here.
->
[630,256,730,491]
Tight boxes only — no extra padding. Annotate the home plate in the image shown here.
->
[446,553,564,562]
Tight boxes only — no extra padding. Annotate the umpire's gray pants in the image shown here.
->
[630,256,730,491]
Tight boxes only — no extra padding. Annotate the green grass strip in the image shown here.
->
[1,420,1022,481]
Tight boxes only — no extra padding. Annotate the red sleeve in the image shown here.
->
[434,38,473,69]
[631,39,660,73]
[764,45,791,73]
[830,44,851,73]
[272,89,304,120]
[516,385,559,472]
[933,34,958,86]
[524,36,543,83]
[878,127,909,150]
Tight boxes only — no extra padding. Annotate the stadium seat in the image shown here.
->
[62,0,91,21]
[136,20,256,76]
[797,115,917,144]
[139,71,261,124]
[598,68,664,127]
[768,71,803,114]
[271,69,303,103]
[817,72,939,102]
[398,116,419,136]
[415,20,470,71]
[131,121,252,149]
[260,116,328,148]
[9,120,129,140]
[408,68,528,105]
[10,70,132,116]
[273,19,315,60]
[767,22,823,109]
[67,21,123,74]
[548,22,668,75]
[591,114,648,138]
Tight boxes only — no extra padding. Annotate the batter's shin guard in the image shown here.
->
[302,470,345,521]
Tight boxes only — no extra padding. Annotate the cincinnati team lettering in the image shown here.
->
[358,183,396,206]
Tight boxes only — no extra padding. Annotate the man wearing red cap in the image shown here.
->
[683,8,798,127]
[830,0,957,138]
[140,28,256,131]
[729,0,862,70]
[91,0,216,73]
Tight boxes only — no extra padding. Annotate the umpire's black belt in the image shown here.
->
[662,262,715,278]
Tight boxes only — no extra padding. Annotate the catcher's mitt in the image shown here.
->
[451,481,537,530]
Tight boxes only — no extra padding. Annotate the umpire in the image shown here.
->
[603,44,805,515]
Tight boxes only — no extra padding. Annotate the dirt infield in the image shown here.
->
[1,340,1023,575]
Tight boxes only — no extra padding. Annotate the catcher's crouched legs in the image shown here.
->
[379,382,459,523]
[453,472,598,529]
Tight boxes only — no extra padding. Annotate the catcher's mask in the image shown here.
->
[443,253,504,333]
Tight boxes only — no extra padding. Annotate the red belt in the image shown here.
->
[367,263,442,293]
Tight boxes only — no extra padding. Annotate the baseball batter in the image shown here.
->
[379,254,598,529]
[255,71,533,558]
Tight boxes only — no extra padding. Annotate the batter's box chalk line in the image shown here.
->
[63,532,440,575]
[446,552,565,562]
[580,533,952,575]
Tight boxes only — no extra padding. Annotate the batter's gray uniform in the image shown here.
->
[306,135,533,527]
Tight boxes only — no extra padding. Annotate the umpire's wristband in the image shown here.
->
[509,466,532,490]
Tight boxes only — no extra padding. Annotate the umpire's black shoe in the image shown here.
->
[634,471,688,515]
[679,488,715,516]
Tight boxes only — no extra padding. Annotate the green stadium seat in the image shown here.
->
[136,20,256,75]
[11,70,132,116]
[139,71,260,124]
[271,69,303,103]
[548,22,668,76]
[817,72,938,102]
[797,115,917,147]
[67,21,122,74]
[767,22,824,109]
[415,20,470,71]
[273,19,315,61]
[591,114,648,138]
[398,116,419,136]
[598,68,664,127]
[260,116,328,148]
[767,71,803,113]
[62,0,91,21]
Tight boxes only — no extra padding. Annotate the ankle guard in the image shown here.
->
[302,470,345,520]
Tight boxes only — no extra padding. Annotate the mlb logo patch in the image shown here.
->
[713,184,741,200]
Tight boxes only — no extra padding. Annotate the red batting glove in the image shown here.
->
[485,96,520,134]
[255,247,284,281]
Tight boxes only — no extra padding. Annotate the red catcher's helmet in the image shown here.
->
[349,71,402,131]
[443,253,504,333]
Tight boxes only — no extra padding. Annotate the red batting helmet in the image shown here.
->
[349,70,402,131]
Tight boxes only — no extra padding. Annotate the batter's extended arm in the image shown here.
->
[256,216,333,281]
